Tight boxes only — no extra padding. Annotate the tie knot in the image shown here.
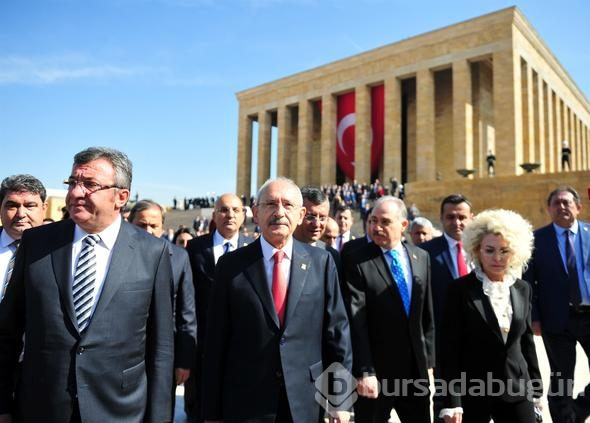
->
[387,249,400,260]
[11,240,20,250]
[457,241,463,249]
[85,234,100,246]
[274,250,285,263]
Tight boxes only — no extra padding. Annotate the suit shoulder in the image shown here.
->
[405,243,429,260]
[418,236,445,253]
[22,218,73,241]
[169,242,189,259]
[186,233,212,253]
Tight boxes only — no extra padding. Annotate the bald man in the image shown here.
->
[184,193,253,422]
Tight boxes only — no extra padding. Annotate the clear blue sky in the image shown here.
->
[1,0,588,206]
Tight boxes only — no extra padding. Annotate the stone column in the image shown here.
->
[297,99,312,186]
[493,48,522,175]
[575,116,582,170]
[534,73,545,172]
[236,111,253,198]
[545,85,555,173]
[355,84,371,184]
[416,68,436,181]
[277,105,292,178]
[452,59,474,174]
[320,93,337,185]
[257,110,272,189]
[522,61,535,164]
[555,97,563,170]
[564,106,572,170]
[384,77,402,182]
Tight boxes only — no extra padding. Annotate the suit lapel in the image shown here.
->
[51,220,77,334]
[284,241,311,328]
[506,281,525,346]
[580,223,590,270]
[440,238,456,279]
[405,244,423,320]
[467,276,504,343]
[243,240,281,328]
[90,223,135,330]
[204,234,216,273]
[372,245,407,314]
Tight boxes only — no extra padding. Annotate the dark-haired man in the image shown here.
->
[0,174,47,302]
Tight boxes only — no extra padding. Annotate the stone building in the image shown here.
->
[235,7,590,227]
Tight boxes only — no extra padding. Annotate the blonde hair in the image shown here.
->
[462,209,533,278]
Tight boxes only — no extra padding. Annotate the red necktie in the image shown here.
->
[457,241,468,277]
[272,250,287,326]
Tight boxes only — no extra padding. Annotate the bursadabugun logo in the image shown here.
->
[314,363,358,414]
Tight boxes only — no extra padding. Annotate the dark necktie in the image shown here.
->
[457,241,468,277]
[223,241,231,255]
[565,230,582,305]
[1,240,20,301]
[272,250,287,326]
[73,234,100,331]
[386,250,410,315]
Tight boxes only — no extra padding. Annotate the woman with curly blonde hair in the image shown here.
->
[440,209,543,423]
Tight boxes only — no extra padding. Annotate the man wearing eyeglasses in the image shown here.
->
[202,177,352,423]
[184,193,252,423]
[0,147,175,423]
[294,186,342,283]
[524,186,590,423]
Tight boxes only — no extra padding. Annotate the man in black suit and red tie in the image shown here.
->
[184,193,252,422]
[0,147,174,423]
[203,177,352,423]
[344,195,434,423]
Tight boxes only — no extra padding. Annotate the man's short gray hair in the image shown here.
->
[372,195,407,220]
[73,147,133,190]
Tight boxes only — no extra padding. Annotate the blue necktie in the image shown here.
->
[223,242,231,255]
[386,250,410,315]
[565,230,582,305]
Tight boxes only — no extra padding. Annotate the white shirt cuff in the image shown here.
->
[439,407,464,418]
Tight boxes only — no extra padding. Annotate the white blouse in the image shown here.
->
[475,267,516,343]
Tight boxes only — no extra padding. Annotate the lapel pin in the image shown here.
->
[301,264,307,270]
[412,254,417,260]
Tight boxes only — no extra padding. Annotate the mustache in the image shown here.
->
[270,217,288,225]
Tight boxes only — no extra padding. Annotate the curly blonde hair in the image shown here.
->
[462,209,534,278]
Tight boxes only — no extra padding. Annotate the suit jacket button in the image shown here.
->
[280,337,286,345]
[276,370,282,378]
[77,347,85,354]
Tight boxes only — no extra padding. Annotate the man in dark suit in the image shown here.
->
[419,194,473,329]
[524,186,590,423]
[335,204,358,251]
[0,147,174,423]
[203,177,352,423]
[0,175,47,303]
[128,200,197,389]
[294,186,342,276]
[184,193,252,422]
[344,196,434,423]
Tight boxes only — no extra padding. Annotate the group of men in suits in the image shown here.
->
[1,145,589,423]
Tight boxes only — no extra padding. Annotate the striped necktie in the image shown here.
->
[1,240,20,302]
[73,234,100,332]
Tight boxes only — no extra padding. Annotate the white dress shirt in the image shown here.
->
[70,217,122,321]
[0,230,18,300]
[443,232,470,279]
[260,235,293,292]
[381,242,413,299]
[212,230,240,265]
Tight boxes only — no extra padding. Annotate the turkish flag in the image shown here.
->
[336,86,384,181]
[336,92,356,179]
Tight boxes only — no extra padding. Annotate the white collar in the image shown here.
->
[213,229,239,247]
[0,229,16,249]
[260,235,294,262]
[73,217,122,250]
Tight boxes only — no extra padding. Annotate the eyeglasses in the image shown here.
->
[216,206,244,215]
[64,178,121,194]
[259,201,298,212]
[479,247,512,258]
[304,214,328,224]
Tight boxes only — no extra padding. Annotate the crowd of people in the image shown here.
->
[0,146,588,423]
